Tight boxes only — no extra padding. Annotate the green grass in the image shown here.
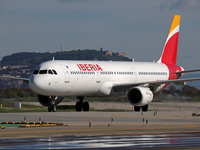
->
[0,106,47,113]
[0,102,47,113]
[89,108,132,112]
[0,101,132,113]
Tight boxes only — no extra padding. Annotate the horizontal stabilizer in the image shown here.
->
[176,69,200,74]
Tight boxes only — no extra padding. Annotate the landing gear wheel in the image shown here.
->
[48,105,57,112]
[142,105,148,112]
[52,105,56,112]
[134,106,140,112]
[83,102,89,111]
[48,106,52,112]
[76,96,90,112]
[76,102,82,112]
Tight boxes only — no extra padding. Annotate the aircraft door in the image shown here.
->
[96,71,101,83]
[60,64,70,83]
[132,67,137,82]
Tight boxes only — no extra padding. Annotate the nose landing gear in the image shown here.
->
[47,96,63,112]
[48,104,56,112]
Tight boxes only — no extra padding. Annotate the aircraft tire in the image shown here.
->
[48,105,57,112]
[142,105,148,112]
[48,106,52,112]
[83,102,89,111]
[52,105,56,112]
[76,102,82,111]
[134,106,140,112]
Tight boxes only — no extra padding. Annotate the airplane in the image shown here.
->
[1,15,200,112]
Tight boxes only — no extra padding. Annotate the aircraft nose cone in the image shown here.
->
[29,75,41,94]
[29,75,51,95]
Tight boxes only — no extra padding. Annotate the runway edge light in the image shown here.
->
[89,121,91,129]
[146,119,149,127]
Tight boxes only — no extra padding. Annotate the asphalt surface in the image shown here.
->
[0,102,200,149]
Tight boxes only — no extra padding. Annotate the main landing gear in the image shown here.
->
[134,104,148,112]
[76,96,89,112]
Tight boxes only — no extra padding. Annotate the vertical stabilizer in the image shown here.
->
[157,15,181,65]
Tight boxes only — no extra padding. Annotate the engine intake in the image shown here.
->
[127,87,153,106]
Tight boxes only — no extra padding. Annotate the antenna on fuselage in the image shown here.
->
[52,57,55,61]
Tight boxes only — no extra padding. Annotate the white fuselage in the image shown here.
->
[29,60,170,97]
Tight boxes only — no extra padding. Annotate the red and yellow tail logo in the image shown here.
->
[158,15,181,65]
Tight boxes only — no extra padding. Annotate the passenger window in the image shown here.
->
[39,70,47,74]
[52,70,57,75]
[33,70,39,74]
[48,70,53,75]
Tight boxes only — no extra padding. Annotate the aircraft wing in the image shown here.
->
[113,77,200,92]
[0,76,29,84]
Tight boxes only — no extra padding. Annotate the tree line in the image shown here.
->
[161,85,200,96]
[0,88,36,99]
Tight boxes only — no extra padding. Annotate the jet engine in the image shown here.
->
[38,95,63,106]
[127,87,153,106]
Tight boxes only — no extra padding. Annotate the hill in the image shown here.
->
[0,49,130,70]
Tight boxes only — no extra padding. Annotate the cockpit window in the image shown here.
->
[33,70,39,74]
[39,70,47,74]
[48,70,53,74]
[33,69,57,75]
[52,70,57,75]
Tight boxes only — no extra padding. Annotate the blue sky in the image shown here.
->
[1,0,200,70]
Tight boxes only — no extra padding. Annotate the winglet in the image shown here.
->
[157,15,181,65]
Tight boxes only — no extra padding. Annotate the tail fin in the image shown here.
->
[157,15,181,65]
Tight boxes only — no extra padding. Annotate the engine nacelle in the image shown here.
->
[38,95,63,106]
[127,87,153,106]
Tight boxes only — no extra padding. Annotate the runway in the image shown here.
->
[0,102,200,149]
